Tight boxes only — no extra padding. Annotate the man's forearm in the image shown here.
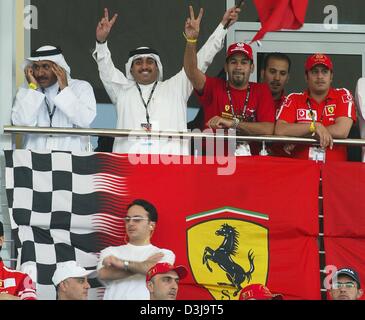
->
[98,266,131,281]
[184,42,198,79]
[275,121,313,137]
[238,122,275,135]
[326,118,353,138]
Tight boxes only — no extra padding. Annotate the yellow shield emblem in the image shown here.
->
[325,104,335,116]
[187,207,269,300]
[225,105,231,112]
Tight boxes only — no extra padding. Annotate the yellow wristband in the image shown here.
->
[28,83,38,90]
[183,32,197,43]
[309,121,316,133]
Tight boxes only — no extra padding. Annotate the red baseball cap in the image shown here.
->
[305,53,333,72]
[239,284,283,300]
[146,262,188,282]
[226,42,253,61]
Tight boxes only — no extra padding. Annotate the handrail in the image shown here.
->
[3,125,365,146]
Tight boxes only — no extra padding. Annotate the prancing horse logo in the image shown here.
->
[202,223,255,296]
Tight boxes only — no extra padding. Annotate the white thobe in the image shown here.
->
[12,79,97,152]
[93,24,227,155]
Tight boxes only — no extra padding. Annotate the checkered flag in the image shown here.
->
[4,150,130,300]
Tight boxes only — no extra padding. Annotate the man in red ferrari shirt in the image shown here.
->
[275,53,356,161]
[0,222,37,300]
[183,7,275,156]
[260,52,291,114]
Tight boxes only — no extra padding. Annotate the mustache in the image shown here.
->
[36,76,48,81]
[270,81,281,85]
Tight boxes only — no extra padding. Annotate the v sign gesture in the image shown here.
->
[96,8,118,43]
[184,6,204,41]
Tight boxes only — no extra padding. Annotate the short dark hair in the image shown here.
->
[127,199,158,222]
[262,52,291,73]
[0,221,3,237]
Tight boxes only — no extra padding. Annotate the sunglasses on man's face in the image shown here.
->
[122,216,149,224]
[332,281,356,289]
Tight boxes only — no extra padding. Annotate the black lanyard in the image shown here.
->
[226,83,251,120]
[42,87,60,127]
[136,81,158,126]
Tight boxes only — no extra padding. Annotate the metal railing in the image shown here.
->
[4,125,365,146]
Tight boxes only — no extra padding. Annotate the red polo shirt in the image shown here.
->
[0,260,37,300]
[277,88,357,161]
[197,77,276,128]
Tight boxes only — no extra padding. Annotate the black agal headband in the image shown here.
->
[31,47,63,58]
[128,48,159,58]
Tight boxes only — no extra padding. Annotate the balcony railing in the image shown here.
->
[4,125,365,146]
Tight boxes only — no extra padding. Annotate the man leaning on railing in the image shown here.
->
[11,46,97,152]
[275,53,356,162]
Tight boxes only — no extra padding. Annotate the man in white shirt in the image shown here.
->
[93,6,241,155]
[97,199,174,300]
[12,46,97,152]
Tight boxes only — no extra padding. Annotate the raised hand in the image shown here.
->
[221,5,242,28]
[25,65,38,85]
[96,8,118,43]
[51,63,68,90]
[184,6,204,40]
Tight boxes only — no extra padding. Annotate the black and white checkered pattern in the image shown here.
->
[4,150,109,300]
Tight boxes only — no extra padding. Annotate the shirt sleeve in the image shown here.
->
[92,42,129,105]
[256,83,276,122]
[276,94,298,123]
[97,247,114,271]
[336,88,357,122]
[53,81,97,128]
[196,24,227,74]
[12,86,46,126]
[159,249,176,265]
[17,274,37,300]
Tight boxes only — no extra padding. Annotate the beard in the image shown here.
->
[229,72,249,88]
[231,78,245,87]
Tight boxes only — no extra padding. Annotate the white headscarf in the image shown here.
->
[22,45,71,78]
[125,47,163,82]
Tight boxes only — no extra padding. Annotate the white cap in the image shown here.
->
[52,261,94,286]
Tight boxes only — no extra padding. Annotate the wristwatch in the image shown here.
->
[123,260,129,271]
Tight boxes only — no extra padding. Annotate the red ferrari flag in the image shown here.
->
[127,156,321,299]
[252,0,308,43]
[322,162,365,300]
